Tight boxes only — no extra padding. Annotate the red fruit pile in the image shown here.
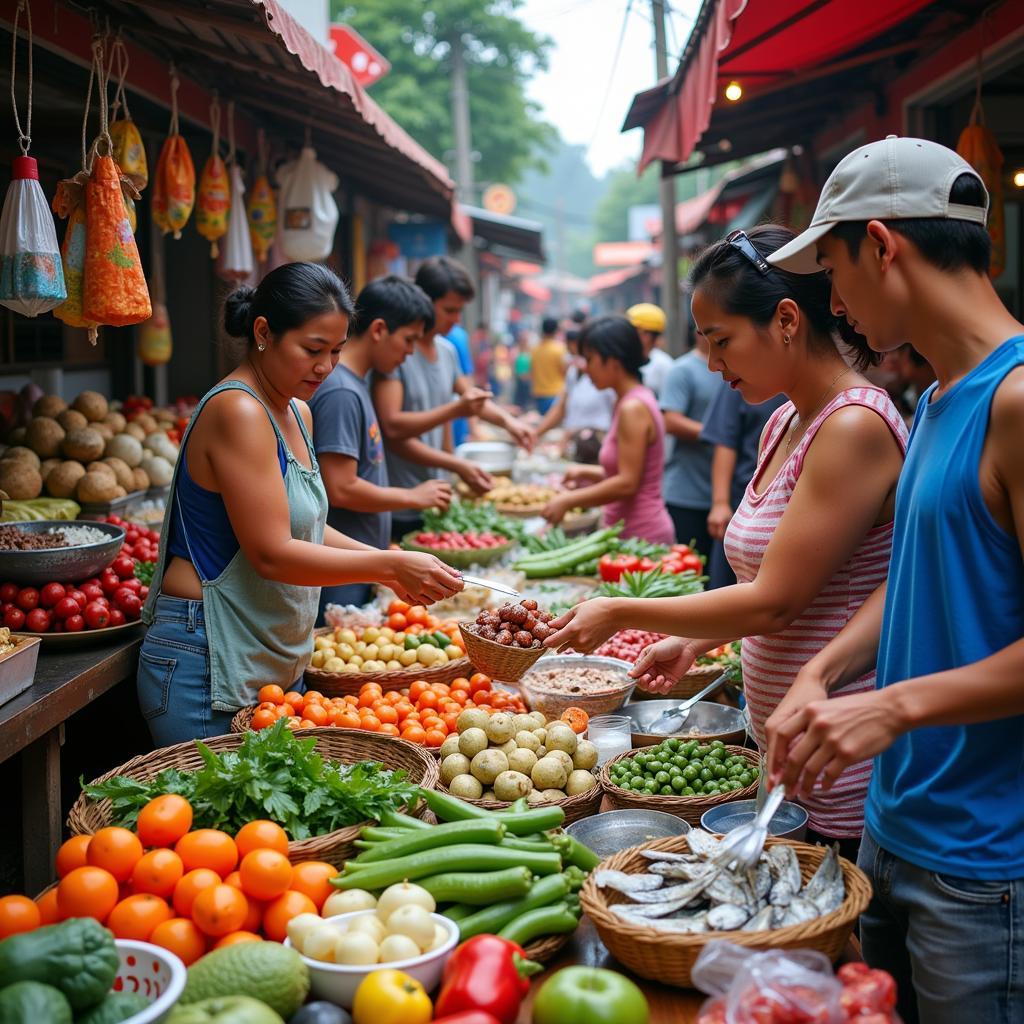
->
[414,531,508,551]
[595,628,666,662]
[104,515,160,564]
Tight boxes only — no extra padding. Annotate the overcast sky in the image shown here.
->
[518,0,701,178]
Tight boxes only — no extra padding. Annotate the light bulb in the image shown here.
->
[725,81,743,102]
[1014,170,1024,188]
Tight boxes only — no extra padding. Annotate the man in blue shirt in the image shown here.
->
[764,137,1024,1024]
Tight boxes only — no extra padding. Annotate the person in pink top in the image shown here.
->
[545,225,907,856]
[542,315,674,545]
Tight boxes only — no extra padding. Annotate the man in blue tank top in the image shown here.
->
[762,137,1024,1024]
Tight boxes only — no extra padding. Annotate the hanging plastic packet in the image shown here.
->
[247,129,277,264]
[138,164,172,366]
[0,1,66,316]
[196,96,229,257]
[276,140,338,261]
[108,35,147,193]
[218,101,254,282]
[152,69,195,239]
[52,176,95,331]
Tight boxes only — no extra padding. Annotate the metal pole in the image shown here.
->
[449,33,479,331]
[652,0,681,355]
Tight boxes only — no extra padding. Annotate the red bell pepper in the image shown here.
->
[598,553,640,583]
[433,1014,503,1024]
[434,935,543,1024]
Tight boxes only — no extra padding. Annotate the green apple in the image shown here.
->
[532,966,649,1024]
[169,995,285,1024]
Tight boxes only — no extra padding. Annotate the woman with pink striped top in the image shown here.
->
[546,226,907,855]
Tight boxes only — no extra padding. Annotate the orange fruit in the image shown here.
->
[262,890,317,942]
[150,917,208,965]
[131,848,184,898]
[387,599,410,616]
[35,888,60,926]
[303,704,328,727]
[223,870,243,890]
[378,723,400,737]
[424,729,446,748]
[235,820,290,858]
[241,895,265,933]
[214,930,262,949]
[191,883,248,937]
[55,835,91,878]
[57,866,119,922]
[107,893,174,941]
[137,794,194,848]
[251,708,278,730]
[257,684,285,704]
[284,691,305,709]
[175,830,238,877]
[304,690,325,703]
[408,680,429,700]
[239,849,293,902]
[469,673,491,691]
[0,895,40,938]
[172,868,222,917]
[359,715,381,732]
[401,724,426,744]
[288,862,336,910]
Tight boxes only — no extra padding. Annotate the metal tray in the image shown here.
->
[0,634,40,705]
[565,808,690,860]
[621,699,747,746]
[76,489,149,521]
[20,619,144,649]
[0,521,125,584]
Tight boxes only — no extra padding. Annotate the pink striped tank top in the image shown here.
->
[723,386,908,838]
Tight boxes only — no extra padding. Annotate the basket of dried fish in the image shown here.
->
[580,830,871,988]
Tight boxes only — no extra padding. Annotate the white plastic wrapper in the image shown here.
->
[0,157,66,316]
[218,162,255,282]
[276,147,339,261]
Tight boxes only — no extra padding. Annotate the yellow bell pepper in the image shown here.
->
[352,969,432,1024]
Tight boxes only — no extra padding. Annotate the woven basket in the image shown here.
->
[460,622,547,682]
[523,930,573,964]
[401,533,512,570]
[629,664,725,701]
[600,745,760,825]
[581,834,872,988]
[435,777,602,826]
[68,731,440,868]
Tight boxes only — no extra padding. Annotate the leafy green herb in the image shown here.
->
[596,568,706,599]
[422,499,526,542]
[81,720,418,840]
[697,640,743,685]
[134,560,156,587]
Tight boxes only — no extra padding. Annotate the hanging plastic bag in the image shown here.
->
[152,70,195,239]
[276,143,338,261]
[0,2,66,317]
[138,176,171,366]
[52,177,95,331]
[218,102,254,282]
[247,129,277,264]
[108,36,147,192]
[196,97,229,257]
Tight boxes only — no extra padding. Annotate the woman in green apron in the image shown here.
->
[139,262,462,746]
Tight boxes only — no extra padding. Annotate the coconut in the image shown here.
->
[72,391,109,422]
[2,446,41,470]
[0,460,42,500]
[103,412,127,433]
[39,458,62,483]
[91,422,114,442]
[140,454,173,487]
[101,457,135,492]
[85,461,118,482]
[57,409,88,433]
[105,433,143,468]
[76,470,120,503]
[46,461,86,498]
[33,395,67,419]
[131,467,151,492]
[62,427,105,463]
[25,417,66,458]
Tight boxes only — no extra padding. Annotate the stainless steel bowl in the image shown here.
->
[565,808,690,859]
[701,799,809,842]
[0,521,125,584]
[621,699,748,746]
[455,441,516,475]
[517,654,635,718]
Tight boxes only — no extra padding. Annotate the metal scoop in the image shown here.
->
[648,673,727,734]
[711,783,787,873]
[460,574,521,599]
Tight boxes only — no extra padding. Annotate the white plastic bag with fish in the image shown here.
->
[217,163,255,282]
[276,147,338,261]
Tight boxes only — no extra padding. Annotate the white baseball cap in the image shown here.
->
[768,136,989,274]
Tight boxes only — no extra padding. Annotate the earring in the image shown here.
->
[783,334,791,344]
[257,344,265,352]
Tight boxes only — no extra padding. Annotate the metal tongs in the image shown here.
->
[460,574,521,599]
[648,673,727,733]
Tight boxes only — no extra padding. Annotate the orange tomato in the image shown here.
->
[432,684,451,696]
[284,691,305,709]
[326,707,345,726]
[378,723,400,737]
[491,693,510,710]
[338,711,362,729]
[172,868,222,917]
[404,606,426,624]
[278,703,297,718]
[376,705,398,725]
[450,677,470,690]
[303,704,328,727]
[191,883,248,937]
[469,673,492,691]
[35,888,60,926]
[55,835,92,878]
[0,895,40,938]
[394,701,414,719]
[131,849,184,899]
[401,724,426,744]
[241,895,265,933]
[136,794,194,848]
[407,624,424,636]
[239,849,293,902]
[235,820,290,858]
[262,890,317,942]
[408,680,429,701]
[107,893,174,941]
[359,715,381,732]
[251,708,278,730]
[288,861,336,910]
[284,718,302,731]
[449,689,470,705]
[257,684,285,704]
[304,690,324,703]
[440,711,459,732]
[387,599,411,616]
[384,690,403,705]
[175,830,238,877]
[417,690,439,711]
[357,692,377,709]
[57,866,119,922]
[214,930,262,949]
[387,612,407,630]
[298,719,316,729]
[150,917,207,965]
[424,729,446,748]
[86,827,144,883]
[223,871,243,890]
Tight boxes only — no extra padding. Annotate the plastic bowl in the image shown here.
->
[114,940,187,1024]
[701,799,810,841]
[284,910,460,1008]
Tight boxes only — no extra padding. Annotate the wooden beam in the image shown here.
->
[115,0,273,44]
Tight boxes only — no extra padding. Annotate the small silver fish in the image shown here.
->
[645,860,715,882]
[707,903,750,930]
[593,869,665,894]
[803,846,845,914]
[610,895,700,920]
[741,905,775,931]
[649,912,709,933]
[706,871,754,908]
[766,844,802,892]
[686,829,721,858]
[639,850,699,863]
[753,860,772,900]
[775,896,821,927]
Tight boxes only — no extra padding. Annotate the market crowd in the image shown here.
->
[137,136,1023,1024]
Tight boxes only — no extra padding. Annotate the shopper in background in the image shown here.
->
[543,315,674,545]
[512,335,533,410]
[530,316,568,414]
[628,302,674,398]
[446,320,474,447]
[660,329,725,558]
[139,263,462,746]
[311,276,453,619]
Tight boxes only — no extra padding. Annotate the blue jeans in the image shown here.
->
[137,596,237,747]
[858,830,1024,1024]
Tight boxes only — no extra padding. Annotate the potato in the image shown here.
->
[335,931,379,966]
[531,755,568,791]
[379,933,422,963]
[439,734,461,760]
[376,882,435,921]
[532,728,547,745]
[526,789,548,805]
[72,390,109,422]
[3,446,40,469]
[566,769,598,796]
[481,790,497,801]
[497,739,518,756]
[45,460,85,498]
[470,748,508,786]
[546,749,575,774]
[440,753,471,785]
[514,730,541,753]
[0,460,41,500]
[513,713,537,734]
[33,395,66,419]
[507,748,538,776]
[573,740,599,772]
[449,774,483,799]
[25,417,65,458]
[62,427,105,463]
[529,711,547,727]
[493,770,532,801]
[39,458,61,482]
[541,788,568,802]
[546,723,578,755]
[57,409,88,433]
[535,746,547,758]
[485,712,516,744]
[286,913,326,953]
[306,924,347,963]
[458,727,488,758]
[457,708,490,733]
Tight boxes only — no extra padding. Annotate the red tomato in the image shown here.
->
[81,583,104,603]
[39,582,66,608]
[119,593,143,621]
[25,608,51,632]
[84,601,111,630]
[3,607,25,630]
[68,589,88,610]
[112,555,136,580]
[53,597,80,621]
[119,577,142,593]
[101,574,121,596]
[108,608,126,627]
[15,588,39,611]
[0,583,17,604]
[64,614,85,632]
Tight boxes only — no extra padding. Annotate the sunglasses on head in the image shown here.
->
[726,230,771,275]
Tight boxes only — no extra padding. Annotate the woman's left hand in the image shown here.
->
[542,494,572,525]
[544,598,619,653]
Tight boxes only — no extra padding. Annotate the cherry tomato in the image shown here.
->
[112,555,136,579]
[80,584,104,604]
[53,596,80,621]
[64,614,85,632]
[25,608,51,632]
[15,588,39,611]
[39,582,66,608]
[84,601,111,630]
[101,574,121,596]
[108,608,126,627]
[0,583,17,604]
[3,607,25,630]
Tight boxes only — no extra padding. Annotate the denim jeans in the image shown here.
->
[137,595,239,747]
[858,830,1024,1024]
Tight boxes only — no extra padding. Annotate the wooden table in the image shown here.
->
[0,633,142,893]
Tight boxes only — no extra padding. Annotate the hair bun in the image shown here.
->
[224,286,257,337]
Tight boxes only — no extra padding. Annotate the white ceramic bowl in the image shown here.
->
[114,940,187,1024]
[284,910,460,1009]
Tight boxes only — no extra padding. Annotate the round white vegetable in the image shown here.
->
[566,769,598,796]
[440,753,472,785]
[376,882,436,922]
[427,923,450,952]
[546,749,575,774]
[507,748,538,776]
[470,748,509,785]
[457,708,490,733]
[378,933,423,963]
[493,769,533,802]
[572,740,599,772]
[348,914,387,944]
[545,723,578,755]
[485,712,516,744]
[322,889,377,917]
[286,912,325,953]
[449,774,484,799]
[335,931,380,966]
[531,756,569,791]
[385,904,436,949]
[514,730,541,752]
[305,924,347,963]
[458,727,489,758]
[140,454,173,486]
[104,433,143,468]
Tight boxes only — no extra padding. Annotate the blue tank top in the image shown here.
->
[868,335,1024,880]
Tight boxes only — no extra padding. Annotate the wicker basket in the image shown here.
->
[628,664,725,701]
[600,745,761,825]
[460,622,547,682]
[68,731,440,868]
[435,778,602,826]
[401,533,512,570]
[523,930,573,964]
[581,834,872,988]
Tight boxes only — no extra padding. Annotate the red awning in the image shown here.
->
[626,0,937,172]
[519,278,552,302]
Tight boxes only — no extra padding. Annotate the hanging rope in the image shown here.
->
[10,0,33,156]
[110,32,133,124]
[227,99,237,166]
[91,34,113,157]
[257,127,269,176]
[210,93,222,161]
[168,64,181,136]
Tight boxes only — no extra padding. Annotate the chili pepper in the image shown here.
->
[434,934,543,1024]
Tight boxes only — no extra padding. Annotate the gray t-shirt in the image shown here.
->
[310,363,390,549]
[661,351,725,510]
[384,337,461,521]
[641,347,674,398]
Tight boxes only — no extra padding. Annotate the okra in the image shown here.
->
[353,820,505,864]
[508,797,529,813]
[441,903,476,922]
[498,902,579,946]
[452,872,571,940]
[418,866,532,904]
[379,808,433,831]
[555,834,601,872]
[358,827,408,842]
[499,834,559,853]
[419,789,565,834]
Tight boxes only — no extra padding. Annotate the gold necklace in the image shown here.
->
[784,366,852,456]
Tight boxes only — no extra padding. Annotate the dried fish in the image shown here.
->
[803,846,844,915]
[685,829,721,858]
[628,874,716,906]
[644,860,715,882]
[650,912,709,933]
[766,844,802,893]
[610,896,699,920]
[639,850,699,864]
[707,903,750,930]
[775,896,821,927]
[741,905,775,931]
[753,860,772,900]
[594,869,665,894]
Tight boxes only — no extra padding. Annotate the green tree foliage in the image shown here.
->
[333,0,556,189]
[592,163,662,242]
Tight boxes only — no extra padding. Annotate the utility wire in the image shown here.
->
[583,0,634,160]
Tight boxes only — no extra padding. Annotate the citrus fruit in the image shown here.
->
[175,829,239,877]
[238,850,293,902]
[34,888,60,925]
[261,890,317,943]
[0,895,40,938]
[190,883,249,937]
[234,821,289,858]
[86,827,144,883]
[131,848,184,898]
[287,862,336,910]
[107,893,174,941]
[173,868,222,917]
[55,835,91,878]
[213,930,262,949]
[150,916,208,965]
[57,866,119,922]
[136,794,193,848]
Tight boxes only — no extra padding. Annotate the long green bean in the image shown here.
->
[353,820,504,864]
[451,872,571,940]
[418,866,532,904]
[498,903,579,946]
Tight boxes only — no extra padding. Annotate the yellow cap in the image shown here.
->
[626,303,666,333]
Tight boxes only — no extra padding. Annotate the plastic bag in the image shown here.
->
[247,172,277,263]
[111,118,148,192]
[153,133,195,239]
[196,150,230,256]
[218,163,254,281]
[0,156,66,317]
[52,175,96,330]
[693,942,899,1024]
[276,146,338,261]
